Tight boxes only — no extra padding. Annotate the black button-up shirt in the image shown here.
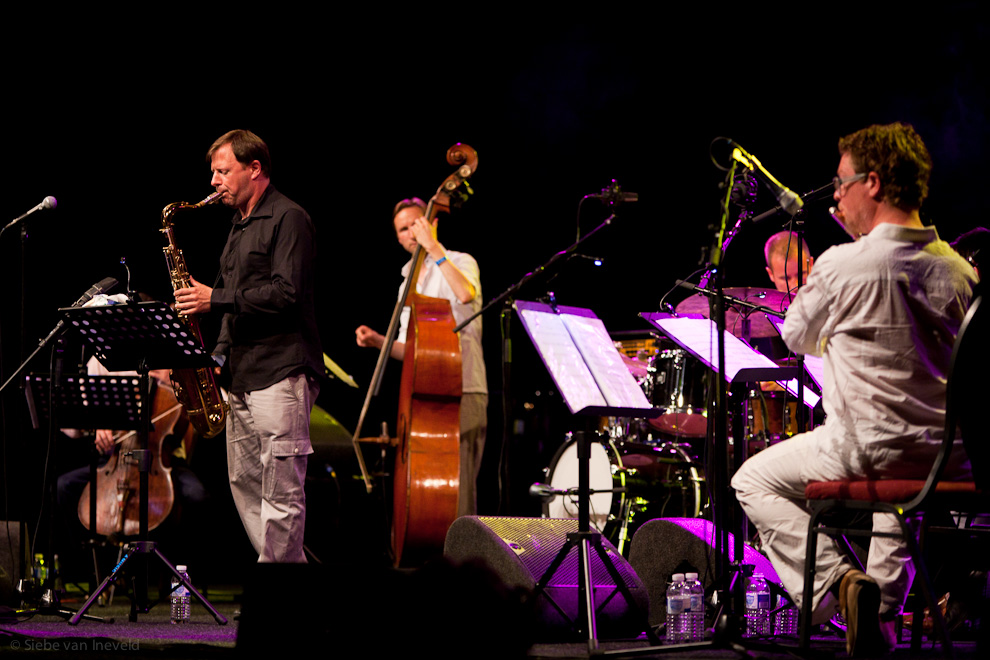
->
[212,185,322,393]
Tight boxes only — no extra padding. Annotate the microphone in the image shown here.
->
[529,482,566,503]
[37,277,120,348]
[3,196,57,232]
[571,253,605,266]
[729,144,803,216]
[71,277,120,308]
[586,180,639,205]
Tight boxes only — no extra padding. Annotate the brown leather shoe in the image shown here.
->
[839,570,888,657]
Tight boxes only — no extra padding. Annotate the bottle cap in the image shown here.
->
[176,565,187,572]
[672,573,685,581]
[686,572,698,580]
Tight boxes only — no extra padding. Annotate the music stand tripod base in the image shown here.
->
[68,541,227,626]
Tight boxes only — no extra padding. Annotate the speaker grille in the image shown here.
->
[475,516,639,589]
[445,516,650,638]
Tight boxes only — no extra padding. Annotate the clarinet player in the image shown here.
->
[173,129,323,563]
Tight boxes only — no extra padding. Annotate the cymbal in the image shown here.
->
[674,286,792,338]
[618,351,650,379]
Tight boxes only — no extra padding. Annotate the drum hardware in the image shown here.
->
[648,345,709,438]
[674,286,792,340]
[741,388,799,456]
[541,433,707,556]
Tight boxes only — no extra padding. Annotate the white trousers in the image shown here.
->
[731,430,922,620]
[227,371,319,563]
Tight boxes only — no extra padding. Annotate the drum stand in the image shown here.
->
[530,430,659,653]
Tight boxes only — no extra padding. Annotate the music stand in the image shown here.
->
[629,312,820,656]
[53,301,227,626]
[514,300,660,652]
[23,371,147,623]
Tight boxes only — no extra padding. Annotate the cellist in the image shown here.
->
[355,197,488,516]
[56,352,208,578]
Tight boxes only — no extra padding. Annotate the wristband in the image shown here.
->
[435,256,448,266]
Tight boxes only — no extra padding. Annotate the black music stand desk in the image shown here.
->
[515,300,659,651]
[56,301,227,626]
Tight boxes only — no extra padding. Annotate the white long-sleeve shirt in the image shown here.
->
[782,223,976,477]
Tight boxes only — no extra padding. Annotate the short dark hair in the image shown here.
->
[837,122,932,211]
[207,129,272,178]
[392,197,427,219]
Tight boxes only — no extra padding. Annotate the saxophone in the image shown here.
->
[161,191,229,438]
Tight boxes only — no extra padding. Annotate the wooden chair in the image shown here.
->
[798,292,989,657]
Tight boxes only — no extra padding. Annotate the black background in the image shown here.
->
[2,9,987,573]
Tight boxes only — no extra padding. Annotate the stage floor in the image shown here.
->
[0,579,983,658]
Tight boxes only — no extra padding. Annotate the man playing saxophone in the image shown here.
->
[173,129,322,563]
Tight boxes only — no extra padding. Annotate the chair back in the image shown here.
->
[906,292,986,509]
[953,293,988,492]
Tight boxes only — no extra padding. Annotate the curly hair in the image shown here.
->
[837,122,932,211]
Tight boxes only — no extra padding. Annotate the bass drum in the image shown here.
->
[543,434,706,555]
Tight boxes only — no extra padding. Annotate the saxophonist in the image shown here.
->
[173,129,322,563]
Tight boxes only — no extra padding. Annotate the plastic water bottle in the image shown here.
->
[666,573,687,643]
[170,565,191,624]
[773,590,799,636]
[684,572,705,641]
[743,573,771,637]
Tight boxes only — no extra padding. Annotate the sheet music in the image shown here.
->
[767,315,825,391]
[560,314,651,409]
[516,307,608,412]
[515,302,652,415]
[802,355,825,392]
[644,315,820,409]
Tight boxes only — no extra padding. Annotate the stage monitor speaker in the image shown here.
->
[628,517,780,627]
[0,520,27,606]
[444,515,649,639]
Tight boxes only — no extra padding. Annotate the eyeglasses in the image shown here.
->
[832,172,867,194]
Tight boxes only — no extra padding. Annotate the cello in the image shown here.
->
[77,375,185,537]
[351,144,478,567]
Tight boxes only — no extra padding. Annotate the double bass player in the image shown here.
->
[355,197,488,516]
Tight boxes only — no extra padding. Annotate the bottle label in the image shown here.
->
[745,592,771,610]
[667,596,686,614]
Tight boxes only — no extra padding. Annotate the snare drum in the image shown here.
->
[747,390,799,442]
[543,434,706,553]
[649,346,709,437]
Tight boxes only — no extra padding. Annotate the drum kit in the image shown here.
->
[541,287,805,555]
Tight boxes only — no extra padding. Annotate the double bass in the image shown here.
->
[351,144,478,567]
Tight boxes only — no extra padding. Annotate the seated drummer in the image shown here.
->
[750,231,815,364]
[764,230,814,296]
